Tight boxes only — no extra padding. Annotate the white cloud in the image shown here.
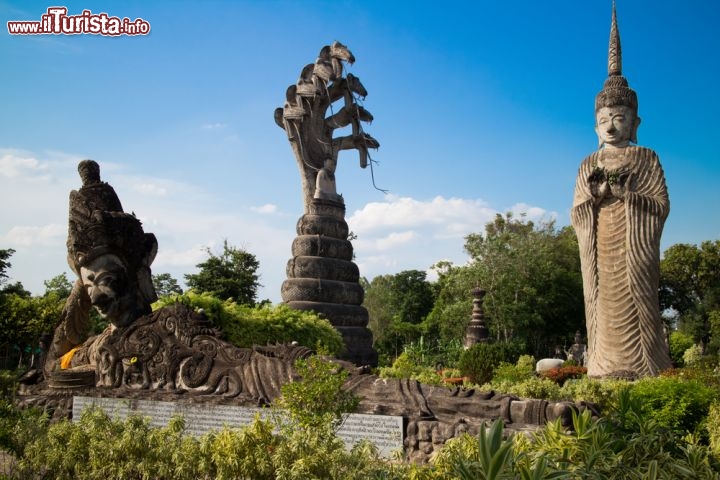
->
[0,149,557,301]
[508,203,557,222]
[250,204,278,214]
[348,195,557,282]
[2,224,65,247]
[347,194,496,233]
[154,245,210,269]
[133,183,168,197]
[0,152,42,177]
[201,122,227,130]
[374,231,416,250]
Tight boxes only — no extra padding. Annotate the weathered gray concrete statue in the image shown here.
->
[275,42,379,365]
[36,160,585,462]
[571,5,672,378]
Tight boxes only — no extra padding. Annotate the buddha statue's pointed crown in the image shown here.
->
[595,1,638,113]
[66,160,157,276]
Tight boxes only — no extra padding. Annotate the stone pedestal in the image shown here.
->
[282,198,378,366]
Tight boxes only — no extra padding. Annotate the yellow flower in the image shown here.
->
[130,356,138,364]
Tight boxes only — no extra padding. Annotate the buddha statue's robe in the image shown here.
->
[571,145,672,377]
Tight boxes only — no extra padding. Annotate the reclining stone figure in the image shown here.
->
[43,160,586,459]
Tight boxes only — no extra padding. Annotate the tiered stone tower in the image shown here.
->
[274,42,379,366]
[282,199,376,365]
[463,287,490,349]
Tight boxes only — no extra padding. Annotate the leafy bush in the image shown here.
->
[277,355,358,431]
[490,355,536,384]
[9,363,408,480]
[708,401,720,458]
[559,377,629,409]
[683,344,704,367]
[630,375,718,436]
[483,376,562,401]
[378,352,444,386]
[155,291,344,355]
[0,398,48,458]
[669,330,695,367]
[0,369,17,398]
[458,342,522,385]
[421,393,720,480]
[427,420,517,479]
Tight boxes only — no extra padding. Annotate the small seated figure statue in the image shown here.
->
[313,157,343,203]
[566,331,587,366]
[45,160,585,431]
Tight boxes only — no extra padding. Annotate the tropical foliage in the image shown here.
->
[185,240,261,305]
[155,291,344,355]
[424,213,585,358]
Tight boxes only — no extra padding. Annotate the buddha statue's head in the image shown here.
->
[80,253,148,328]
[594,2,641,148]
[595,105,639,148]
[67,160,158,327]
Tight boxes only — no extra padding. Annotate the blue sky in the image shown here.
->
[1,1,718,302]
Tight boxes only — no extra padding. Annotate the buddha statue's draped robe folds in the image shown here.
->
[571,145,672,377]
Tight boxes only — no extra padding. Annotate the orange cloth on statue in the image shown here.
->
[60,347,80,369]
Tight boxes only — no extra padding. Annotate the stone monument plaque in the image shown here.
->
[73,396,403,457]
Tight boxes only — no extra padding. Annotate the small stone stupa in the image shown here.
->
[463,287,490,349]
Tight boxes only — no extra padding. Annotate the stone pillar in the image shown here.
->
[281,198,378,366]
[463,287,490,349]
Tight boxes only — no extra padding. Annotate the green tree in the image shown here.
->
[0,293,61,349]
[0,248,30,297]
[363,270,435,363]
[152,272,183,297]
[184,240,261,305]
[660,240,720,352]
[43,273,72,298]
[0,248,14,286]
[425,213,584,358]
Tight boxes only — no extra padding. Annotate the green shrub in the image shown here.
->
[668,330,695,367]
[378,352,444,386]
[630,375,718,436]
[155,291,344,355]
[0,369,17,399]
[558,377,628,409]
[12,406,407,480]
[427,420,517,480]
[0,398,48,458]
[458,342,522,385]
[277,355,358,431]
[483,376,562,401]
[683,344,704,368]
[708,401,720,458]
[491,355,536,384]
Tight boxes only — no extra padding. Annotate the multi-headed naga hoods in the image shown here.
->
[571,5,672,378]
[275,42,380,366]
[37,161,586,461]
[274,41,379,212]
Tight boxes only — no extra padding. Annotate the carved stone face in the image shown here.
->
[595,105,639,147]
[80,254,140,328]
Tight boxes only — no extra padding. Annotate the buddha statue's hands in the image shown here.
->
[589,178,610,205]
[609,172,632,199]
